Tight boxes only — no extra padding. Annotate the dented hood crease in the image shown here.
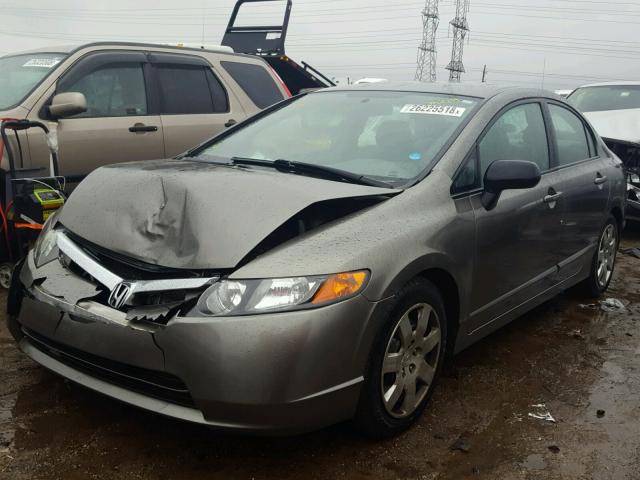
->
[58,159,399,270]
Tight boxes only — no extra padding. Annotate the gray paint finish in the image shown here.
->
[10,84,627,433]
[59,159,398,269]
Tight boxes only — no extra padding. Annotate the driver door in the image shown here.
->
[463,101,566,334]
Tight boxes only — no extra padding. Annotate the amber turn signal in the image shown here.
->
[311,270,368,305]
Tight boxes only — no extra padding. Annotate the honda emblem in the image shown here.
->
[108,282,132,309]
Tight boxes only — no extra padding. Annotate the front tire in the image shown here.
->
[580,215,619,297]
[354,278,447,438]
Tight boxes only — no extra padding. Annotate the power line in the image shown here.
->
[470,8,640,24]
[472,1,640,16]
[471,30,640,47]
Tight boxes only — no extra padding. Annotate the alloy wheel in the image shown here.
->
[597,224,617,288]
[381,303,441,418]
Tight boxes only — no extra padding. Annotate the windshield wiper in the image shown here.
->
[230,157,392,188]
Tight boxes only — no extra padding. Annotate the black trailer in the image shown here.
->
[221,0,334,95]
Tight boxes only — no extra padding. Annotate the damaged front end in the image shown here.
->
[604,137,640,221]
[8,214,381,431]
[25,216,220,328]
[6,159,399,431]
[7,216,220,408]
[7,223,213,409]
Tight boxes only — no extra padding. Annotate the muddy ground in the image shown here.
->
[1,233,639,480]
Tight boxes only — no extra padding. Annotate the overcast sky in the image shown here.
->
[0,0,638,90]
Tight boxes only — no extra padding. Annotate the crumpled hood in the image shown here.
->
[583,108,640,145]
[58,159,398,270]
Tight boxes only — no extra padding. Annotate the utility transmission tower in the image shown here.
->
[415,0,439,82]
[446,0,470,82]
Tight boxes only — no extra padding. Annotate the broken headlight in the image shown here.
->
[194,270,369,316]
[33,212,59,267]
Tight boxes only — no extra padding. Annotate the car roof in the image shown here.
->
[2,45,78,55]
[325,81,554,100]
[1,41,247,58]
[576,81,640,88]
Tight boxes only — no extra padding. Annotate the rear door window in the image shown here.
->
[156,65,229,114]
[548,104,591,166]
[221,61,284,109]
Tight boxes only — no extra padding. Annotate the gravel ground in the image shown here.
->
[1,231,639,480]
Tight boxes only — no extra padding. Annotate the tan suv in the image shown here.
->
[0,42,289,184]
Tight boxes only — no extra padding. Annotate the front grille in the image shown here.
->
[23,327,196,408]
[63,229,219,281]
[57,229,218,322]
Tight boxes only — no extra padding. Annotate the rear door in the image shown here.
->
[29,51,164,183]
[545,102,610,279]
[149,53,242,157]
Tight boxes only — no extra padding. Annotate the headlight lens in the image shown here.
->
[195,270,369,316]
[33,212,60,267]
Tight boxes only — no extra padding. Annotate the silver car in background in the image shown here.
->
[8,83,626,437]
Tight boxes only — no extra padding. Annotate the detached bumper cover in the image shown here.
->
[9,252,385,433]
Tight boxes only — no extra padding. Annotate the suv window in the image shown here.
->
[479,103,549,177]
[221,61,284,109]
[62,64,147,117]
[549,104,591,165]
[156,65,229,114]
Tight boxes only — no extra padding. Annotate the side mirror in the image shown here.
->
[481,159,541,210]
[49,92,87,119]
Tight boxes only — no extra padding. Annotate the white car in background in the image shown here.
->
[354,78,389,85]
[568,82,640,221]
[554,89,574,98]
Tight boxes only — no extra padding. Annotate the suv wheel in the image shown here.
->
[354,278,447,438]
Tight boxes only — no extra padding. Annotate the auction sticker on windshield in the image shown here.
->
[401,104,466,116]
[23,57,63,68]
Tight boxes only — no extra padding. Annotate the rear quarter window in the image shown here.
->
[220,61,284,109]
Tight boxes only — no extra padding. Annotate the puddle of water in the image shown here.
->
[0,392,18,449]
[521,453,546,471]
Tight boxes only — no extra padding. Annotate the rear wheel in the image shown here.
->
[580,215,619,297]
[354,278,447,438]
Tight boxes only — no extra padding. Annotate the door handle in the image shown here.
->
[594,174,608,185]
[224,119,237,128]
[129,123,158,133]
[543,192,563,204]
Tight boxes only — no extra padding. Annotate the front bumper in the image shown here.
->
[9,252,387,434]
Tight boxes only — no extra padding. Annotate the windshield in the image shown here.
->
[0,53,66,110]
[569,85,640,113]
[197,90,479,185]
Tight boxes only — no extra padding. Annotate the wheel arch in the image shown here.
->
[377,255,464,357]
[417,268,460,358]
[611,204,624,233]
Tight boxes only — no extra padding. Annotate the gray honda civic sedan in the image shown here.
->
[8,83,626,437]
